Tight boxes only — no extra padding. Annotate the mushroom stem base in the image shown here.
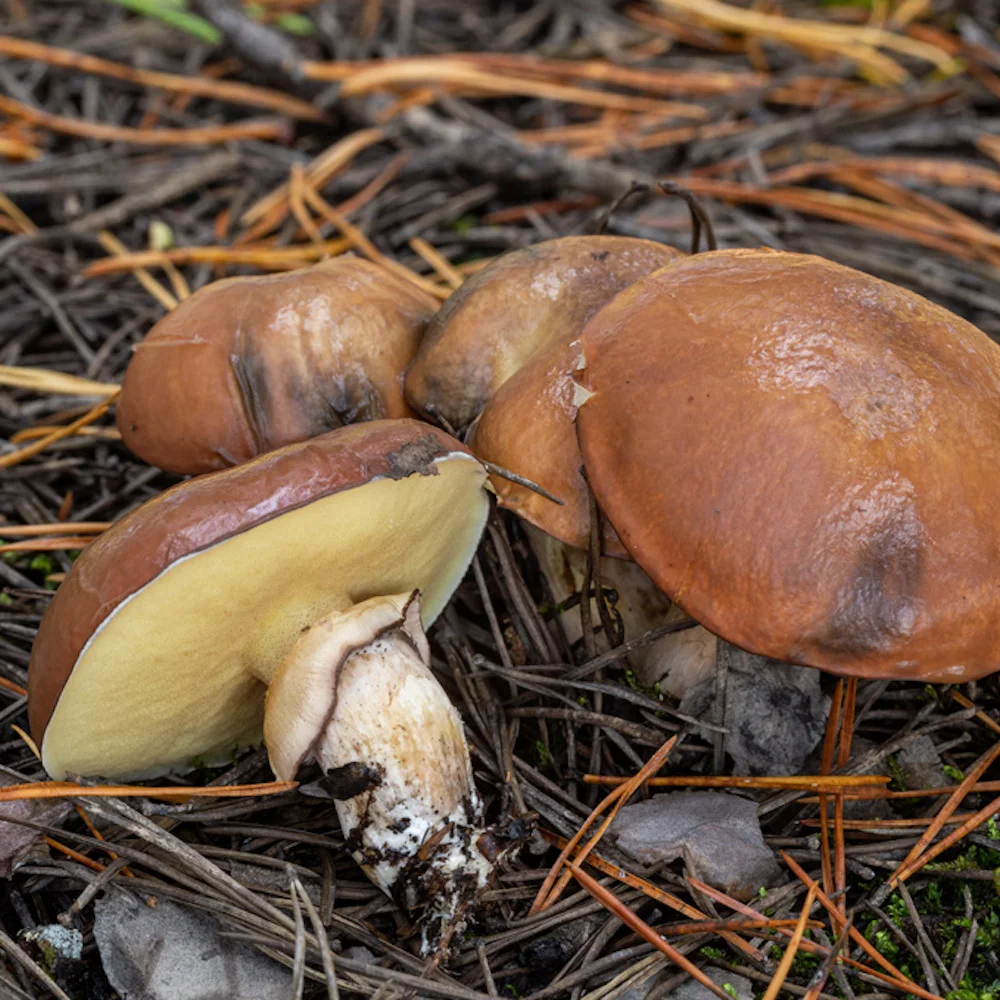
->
[525,524,717,697]
[265,592,519,950]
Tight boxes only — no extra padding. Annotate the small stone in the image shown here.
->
[608,791,782,901]
[0,790,71,877]
[680,647,830,776]
[618,965,755,1000]
[670,968,755,1000]
[94,888,292,999]
[897,734,951,790]
[520,914,605,971]
[341,945,377,964]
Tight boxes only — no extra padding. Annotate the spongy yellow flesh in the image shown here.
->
[42,457,488,780]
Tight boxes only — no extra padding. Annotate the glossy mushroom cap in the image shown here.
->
[406,237,680,552]
[576,249,1000,682]
[117,257,437,474]
[29,419,489,779]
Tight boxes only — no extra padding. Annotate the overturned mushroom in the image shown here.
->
[28,419,511,941]
[576,249,1000,681]
[117,257,437,474]
[406,236,715,693]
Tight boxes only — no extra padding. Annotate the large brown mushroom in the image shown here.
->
[117,256,437,474]
[405,235,680,550]
[28,419,504,935]
[405,236,715,692]
[576,248,1000,682]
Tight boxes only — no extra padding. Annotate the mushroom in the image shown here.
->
[28,419,509,937]
[406,236,715,693]
[117,256,437,474]
[575,248,1000,681]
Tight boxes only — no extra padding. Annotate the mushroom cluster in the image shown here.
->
[28,229,1000,949]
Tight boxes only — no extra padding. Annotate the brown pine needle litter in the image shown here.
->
[0,392,120,469]
[0,94,290,146]
[0,36,324,121]
[0,537,96,554]
[530,735,677,916]
[5,1,1000,993]
[0,780,297,803]
[0,365,119,397]
[582,773,888,790]
[566,861,733,1000]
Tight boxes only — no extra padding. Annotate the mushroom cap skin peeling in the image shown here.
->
[576,249,1000,682]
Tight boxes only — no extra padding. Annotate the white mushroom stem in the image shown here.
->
[264,591,501,944]
[524,524,717,698]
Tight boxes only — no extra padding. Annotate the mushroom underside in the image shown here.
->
[42,457,488,780]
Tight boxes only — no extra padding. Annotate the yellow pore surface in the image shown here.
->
[42,456,488,780]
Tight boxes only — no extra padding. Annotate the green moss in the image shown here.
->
[29,554,55,575]
[534,740,555,770]
[947,976,1000,1000]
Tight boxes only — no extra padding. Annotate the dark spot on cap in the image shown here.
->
[230,345,271,453]
[591,250,610,262]
[815,505,924,659]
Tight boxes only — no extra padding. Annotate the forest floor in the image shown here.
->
[3,1,1000,998]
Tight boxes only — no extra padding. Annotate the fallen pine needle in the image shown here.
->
[10,426,120,443]
[326,58,711,118]
[0,780,297,803]
[582,773,888,790]
[239,127,385,229]
[98,230,177,311]
[82,240,350,276]
[0,94,289,146]
[0,393,120,470]
[409,238,463,289]
[781,852,943,1000]
[652,0,954,82]
[762,883,817,1000]
[801,779,1000,802]
[690,873,942,1000]
[45,836,106,873]
[951,690,1000,737]
[542,828,765,963]
[0,191,37,234]
[801,813,975,830]
[0,36,324,121]
[891,793,1000,886]
[0,537,94,553]
[566,861,732,1000]
[660,916,822,937]
[890,737,1000,882]
[0,522,109,537]
[804,915,853,1000]
[297,178,451,299]
[73,804,134,877]
[0,678,27,697]
[0,365,119,398]
[531,735,677,915]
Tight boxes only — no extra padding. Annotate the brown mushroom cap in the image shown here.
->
[405,236,680,432]
[406,236,680,551]
[29,419,489,779]
[117,257,437,475]
[576,248,1000,682]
